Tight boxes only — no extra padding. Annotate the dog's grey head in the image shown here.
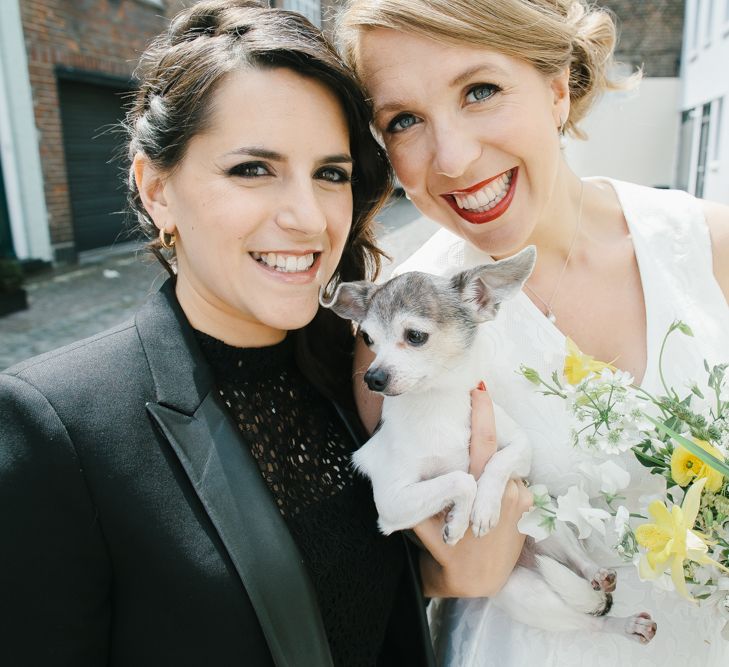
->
[321,246,536,396]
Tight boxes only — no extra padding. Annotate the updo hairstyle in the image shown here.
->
[125,0,393,405]
[337,0,639,139]
[126,0,391,282]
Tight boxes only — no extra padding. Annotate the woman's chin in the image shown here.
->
[265,300,320,333]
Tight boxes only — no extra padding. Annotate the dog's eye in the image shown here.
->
[405,329,429,346]
[361,331,374,347]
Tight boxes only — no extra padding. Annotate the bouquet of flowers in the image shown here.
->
[518,321,729,637]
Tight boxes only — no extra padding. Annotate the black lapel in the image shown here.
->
[138,280,333,667]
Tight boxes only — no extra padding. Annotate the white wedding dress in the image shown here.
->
[396,179,729,666]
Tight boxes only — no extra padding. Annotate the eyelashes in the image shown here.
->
[227,161,351,183]
[315,166,351,183]
[383,81,503,135]
[228,161,269,178]
[386,113,419,134]
[465,83,501,103]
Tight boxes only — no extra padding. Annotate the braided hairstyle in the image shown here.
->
[126,0,392,405]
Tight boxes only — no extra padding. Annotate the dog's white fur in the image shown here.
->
[323,246,656,644]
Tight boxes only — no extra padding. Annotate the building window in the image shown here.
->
[695,103,712,197]
[706,0,715,45]
[282,0,321,26]
[676,110,696,192]
[692,0,703,51]
[715,97,724,161]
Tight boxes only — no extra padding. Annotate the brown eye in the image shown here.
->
[405,330,428,346]
[361,331,374,347]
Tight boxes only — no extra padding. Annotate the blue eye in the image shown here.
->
[466,84,500,103]
[387,113,419,134]
[229,162,270,178]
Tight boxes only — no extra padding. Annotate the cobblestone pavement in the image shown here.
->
[0,197,438,370]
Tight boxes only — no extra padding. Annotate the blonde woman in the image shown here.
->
[336,0,729,664]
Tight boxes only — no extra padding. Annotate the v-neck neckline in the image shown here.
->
[467,177,658,390]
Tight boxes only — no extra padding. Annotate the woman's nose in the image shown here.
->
[431,121,482,179]
[275,180,328,236]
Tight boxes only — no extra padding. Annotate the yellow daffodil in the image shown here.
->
[671,438,725,492]
[636,478,729,600]
[563,338,615,385]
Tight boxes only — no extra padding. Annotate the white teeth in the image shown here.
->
[474,189,490,207]
[253,251,317,273]
[451,170,513,213]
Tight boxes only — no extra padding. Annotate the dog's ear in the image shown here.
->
[319,280,376,323]
[451,246,536,322]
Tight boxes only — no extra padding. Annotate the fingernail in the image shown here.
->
[477,380,487,391]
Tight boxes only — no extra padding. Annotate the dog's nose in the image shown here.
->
[364,367,389,392]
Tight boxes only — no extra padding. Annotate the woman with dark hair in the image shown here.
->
[0,2,436,664]
[338,0,729,664]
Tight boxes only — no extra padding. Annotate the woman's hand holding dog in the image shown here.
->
[414,385,533,598]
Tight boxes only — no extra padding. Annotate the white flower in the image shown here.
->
[517,484,556,542]
[578,460,631,497]
[619,402,654,435]
[518,507,555,542]
[556,485,611,539]
[594,426,638,456]
[719,377,729,404]
[614,505,631,539]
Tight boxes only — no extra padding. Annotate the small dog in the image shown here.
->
[322,246,657,643]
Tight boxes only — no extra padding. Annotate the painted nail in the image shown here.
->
[477,380,487,391]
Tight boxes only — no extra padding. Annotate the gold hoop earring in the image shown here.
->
[159,227,176,249]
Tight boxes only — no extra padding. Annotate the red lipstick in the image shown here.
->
[442,168,518,225]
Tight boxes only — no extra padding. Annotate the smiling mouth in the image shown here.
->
[250,251,320,273]
[442,167,518,224]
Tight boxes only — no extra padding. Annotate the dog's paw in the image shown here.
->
[624,612,657,645]
[470,489,503,538]
[590,567,617,593]
[442,506,470,545]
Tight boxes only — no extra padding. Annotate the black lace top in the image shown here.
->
[194,331,405,666]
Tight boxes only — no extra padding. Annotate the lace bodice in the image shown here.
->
[195,332,403,667]
[397,179,729,666]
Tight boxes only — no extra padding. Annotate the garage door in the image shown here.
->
[0,157,14,258]
[57,77,131,252]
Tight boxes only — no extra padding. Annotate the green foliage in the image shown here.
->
[0,258,24,294]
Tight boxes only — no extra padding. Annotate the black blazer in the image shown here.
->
[0,280,434,667]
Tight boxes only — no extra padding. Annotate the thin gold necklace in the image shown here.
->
[524,181,585,324]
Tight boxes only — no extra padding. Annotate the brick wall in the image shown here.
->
[601,0,685,77]
[20,0,171,259]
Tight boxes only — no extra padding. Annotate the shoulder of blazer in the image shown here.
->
[137,280,333,667]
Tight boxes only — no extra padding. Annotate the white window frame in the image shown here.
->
[705,0,715,46]
[690,0,702,59]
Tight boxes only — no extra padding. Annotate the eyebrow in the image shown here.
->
[449,64,508,88]
[374,63,508,118]
[224,146,353,164]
